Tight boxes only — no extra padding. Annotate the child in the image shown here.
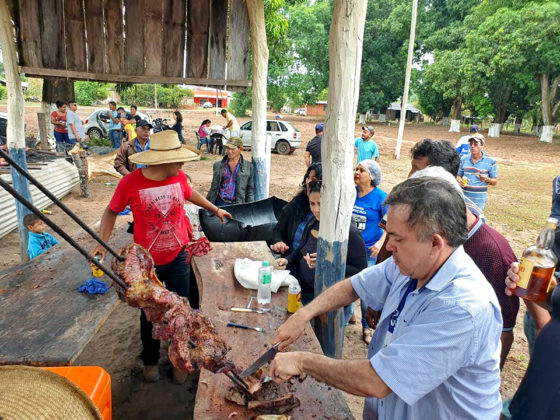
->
[24,213,59,259]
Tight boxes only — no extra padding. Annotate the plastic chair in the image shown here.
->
[195,130,202,150]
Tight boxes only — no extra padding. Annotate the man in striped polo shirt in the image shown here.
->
[457,133,497,211]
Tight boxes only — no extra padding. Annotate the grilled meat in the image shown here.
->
[112,243,232,374]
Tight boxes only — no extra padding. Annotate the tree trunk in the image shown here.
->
[0,0,32,262]
[441,116,449,126]
[42,78,75,146]
[448,97,461,132]
[488,123,502,138]
[246,0,270,199]
[378,113,386,123]
[358,113,366,124]
[513,115,523,134]
[540,74,558,143]
[315,0,367,359]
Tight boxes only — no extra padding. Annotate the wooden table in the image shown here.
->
[0,221,132,366]
[191,241,353,419]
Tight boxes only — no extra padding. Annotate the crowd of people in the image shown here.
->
[35,111,556,418]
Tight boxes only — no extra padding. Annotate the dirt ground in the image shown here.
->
[2,104,559,419]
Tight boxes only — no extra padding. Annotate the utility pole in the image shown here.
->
[394,0,418,159]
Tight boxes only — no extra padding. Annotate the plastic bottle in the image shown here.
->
[257,261,272,305]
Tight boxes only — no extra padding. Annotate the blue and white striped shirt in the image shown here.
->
[458,152,497,211]
[351,247,502,420]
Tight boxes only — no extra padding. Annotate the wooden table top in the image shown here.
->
[191,241,353,419]
[0,221,132,366]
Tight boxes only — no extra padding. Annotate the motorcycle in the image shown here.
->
[152,118,173,134]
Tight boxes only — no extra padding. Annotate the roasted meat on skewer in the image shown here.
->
[112,243,232,374]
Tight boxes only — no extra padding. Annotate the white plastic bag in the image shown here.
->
[233,258,299,293]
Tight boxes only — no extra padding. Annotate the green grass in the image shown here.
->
[88,137,111,147]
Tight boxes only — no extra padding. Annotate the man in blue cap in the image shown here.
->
[305,123,324,167]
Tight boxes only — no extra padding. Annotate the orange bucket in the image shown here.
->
[43,366,111,420]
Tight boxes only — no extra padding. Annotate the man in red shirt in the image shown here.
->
[91,130,231,383]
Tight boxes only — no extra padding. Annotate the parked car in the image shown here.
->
[239,120,301,155]
[202,101,213,109]
[294,108,306,116]
[84,109,151,140]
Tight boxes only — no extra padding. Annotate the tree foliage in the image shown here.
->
[75,81,109,105]
[117,84,193,109]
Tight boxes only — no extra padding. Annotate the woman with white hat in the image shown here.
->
[91,130,232,384]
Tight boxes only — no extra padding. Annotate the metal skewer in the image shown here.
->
[0,176,127,289]
[0,148,124,261]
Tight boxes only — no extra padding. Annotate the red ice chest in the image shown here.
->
[43,366,112,420]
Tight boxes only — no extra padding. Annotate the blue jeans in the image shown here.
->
[360,255,377,328]
[109,130,122,149]
[54,131,72,152]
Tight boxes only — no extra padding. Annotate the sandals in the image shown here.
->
[363,327,373,345]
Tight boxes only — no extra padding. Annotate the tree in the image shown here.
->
[285,0,331,105]
[358,0,412,113]
[465,1,560,141]
[75,81,108,105]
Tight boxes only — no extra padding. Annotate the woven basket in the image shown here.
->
[0,365,102,420]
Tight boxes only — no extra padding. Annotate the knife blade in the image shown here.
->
[240,343,280,378]
[230,307,270,314]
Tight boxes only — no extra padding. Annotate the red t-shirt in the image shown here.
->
[51,111,68,133]
[109,169,193,265]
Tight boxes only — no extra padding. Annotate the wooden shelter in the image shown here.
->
[7,0,250,89]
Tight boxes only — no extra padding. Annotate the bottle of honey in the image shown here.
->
[513,217,558,301]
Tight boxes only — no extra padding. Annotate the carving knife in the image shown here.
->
[239,343,280,378]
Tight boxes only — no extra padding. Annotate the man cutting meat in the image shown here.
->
[269,176,502,419]
[91,130,231,384]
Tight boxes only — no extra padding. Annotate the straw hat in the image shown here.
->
[0,365,102,419]
[129,130,199,165]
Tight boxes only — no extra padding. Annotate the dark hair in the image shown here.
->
[109,101,117,107]
[130,105,137,111]
[385,177,467,247]
[220,109,227,115]
[23,213,40,228]
[410,139,460,176]
[308,181,322,195]
[301,163,322,189]
[200,119,211,128]
[55,100,67,109]
[174,111,183,122]
[68,100,77,106]
[117,107,125,112]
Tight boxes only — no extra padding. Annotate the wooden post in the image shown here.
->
[246,0,269,200]
[0,1,32,263]
[394,0,418,159]
[315,0,367,358]
[37,113,50,150]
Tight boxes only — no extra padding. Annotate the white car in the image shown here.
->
[239,120,301,155]
[294,108,306,116]
[84,109,151,140]
[202,101,213,109]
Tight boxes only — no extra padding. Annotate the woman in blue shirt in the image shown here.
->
[351,159,388,343]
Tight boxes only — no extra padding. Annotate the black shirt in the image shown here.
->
[306,134,322,164]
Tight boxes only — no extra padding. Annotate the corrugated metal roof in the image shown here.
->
[0,159,79,238]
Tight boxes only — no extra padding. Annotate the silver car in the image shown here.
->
[239,120,301,155]
[84,109,151,140]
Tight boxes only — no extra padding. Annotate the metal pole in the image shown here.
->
[394,0,418,160]
[0,176,127,289]
[0,148,124,261]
